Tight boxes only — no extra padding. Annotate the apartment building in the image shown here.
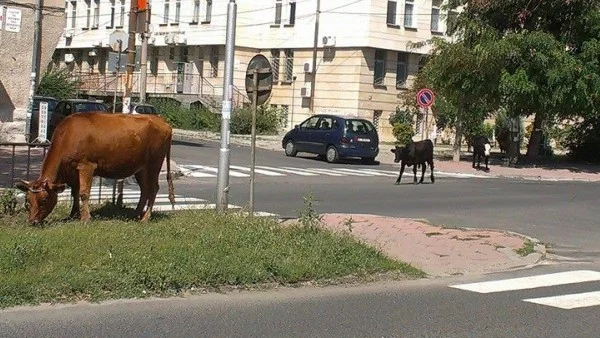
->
[53,0,456,141]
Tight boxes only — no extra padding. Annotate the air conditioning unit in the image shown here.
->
[64,29,74,38]
[303,61,313,73]
[88,49,98,57]
[322,35,336,47]
[300,83,311,98]
[64,53,75,63]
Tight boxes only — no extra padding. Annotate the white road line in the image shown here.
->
[188,171,217,178]
[450,270,600,294]
[345,168,397,177]
[523,291,600,310]
[256,165,319,176]
[230,165,287,177]
[281,167,345,176]
[185,165,249,177]
[331,168,379,176]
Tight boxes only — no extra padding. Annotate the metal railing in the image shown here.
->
[74,71,250,109]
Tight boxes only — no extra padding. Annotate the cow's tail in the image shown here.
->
[166,134,176,209]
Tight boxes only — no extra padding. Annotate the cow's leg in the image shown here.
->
[419,162,426,184]
[116,179,124,208]
[412,164,418,184]
[141,162,163,222]
[134,170,149,217]
[69,180,81,219]
[395,163,406,185]
[472,153,476,168]
[429,160,435,183]
[485,155,489,170]
[77,163,97,222]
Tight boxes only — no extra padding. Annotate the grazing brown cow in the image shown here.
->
[15,112,175,224]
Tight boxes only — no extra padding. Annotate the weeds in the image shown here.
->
[298,191,323,231]
[0,189,19,216]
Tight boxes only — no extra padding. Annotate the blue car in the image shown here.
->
[282,114,379,164]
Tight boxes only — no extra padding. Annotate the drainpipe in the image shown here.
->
[291,75,296,129]
[25,0,43,142]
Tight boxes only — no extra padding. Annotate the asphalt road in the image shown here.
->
[2,262,600,338]
[170,140,600,261]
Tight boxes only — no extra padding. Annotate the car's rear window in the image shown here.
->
[74,102,107,112]
[345,119,375,134]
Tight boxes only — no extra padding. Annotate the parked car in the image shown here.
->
[281,114,380,164]
[110,102,158,115]
[48,99,109,139]
[28,96,59,142]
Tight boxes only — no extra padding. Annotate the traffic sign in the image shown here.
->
[109,30,128,52]
[416,88,435,108]
[245,54,273,106]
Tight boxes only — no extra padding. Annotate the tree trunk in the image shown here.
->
[453,121,462,162]
[525,113,544,162]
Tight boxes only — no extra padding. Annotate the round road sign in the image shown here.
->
[245,54,273,106]
[416,88,435,108]
[109,30,129,53]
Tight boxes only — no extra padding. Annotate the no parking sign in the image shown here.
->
[416,88,435,108]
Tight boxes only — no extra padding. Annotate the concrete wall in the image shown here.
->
[0,0,66,141]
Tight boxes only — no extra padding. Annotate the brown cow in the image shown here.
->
[15,112,175,224]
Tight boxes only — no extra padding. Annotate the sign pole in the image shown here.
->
[249,69,259,213]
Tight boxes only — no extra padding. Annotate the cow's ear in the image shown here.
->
[390,148,396,153]
[15,179,30,192]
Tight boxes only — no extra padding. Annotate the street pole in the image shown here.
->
[309,0,321,113]
[25,0,43,142]
[216,0,237,213]
[249,69,258,213]
[123,0,139,113]
[112,40,123,114]
[139,6,151,103]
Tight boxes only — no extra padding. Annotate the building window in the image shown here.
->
[169,47,175,60]
[98,50,106,74]
[87,56,96,73]
[274,0,282,24]
[446,10,459,35]
[374,49,386,86]
[69,1,77,29]
[273,0,295,26]
[150,48,159,75]
[373,110,382,129]
[204,0,212,23]
[404,0,414,28]
[92,0,99,28]
[431,0,441,32]
[108,0,115,27]
[163,0,170,24]
[210,46,218,77]
[192,0,200,23]
[180,47,189,63]
[386,1,397,25]
[118,0,125,27]
[271,49,280,83]
[85,0,91,28]
[281,104,289,128]
[283,49,294,82]
[396,52,408,88]
[174,0,181,24]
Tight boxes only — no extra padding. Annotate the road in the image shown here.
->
[2,263,600,337]
[169,140,600,261]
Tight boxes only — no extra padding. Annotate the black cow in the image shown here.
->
[390,139,435,185]
[472,135,492,171]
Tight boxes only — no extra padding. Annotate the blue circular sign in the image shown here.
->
[416,88,435,108]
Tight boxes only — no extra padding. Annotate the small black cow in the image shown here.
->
[472,135,492,171]
[390,139,435,185]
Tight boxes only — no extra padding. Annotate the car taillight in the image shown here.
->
[341,136,350,143]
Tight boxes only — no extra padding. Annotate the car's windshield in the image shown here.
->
[345,119,375,134]
[74,102,106,112]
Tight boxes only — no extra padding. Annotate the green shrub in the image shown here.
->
[36,67,83,100]
[392,123,415,146]
[230,104,285,135]
[148,98,220,132]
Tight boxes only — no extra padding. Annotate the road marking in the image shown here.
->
[230,165,286,176]
[450,270,600,294]
[523,291,600,310]
[281,167,345,176]
[332,168,380,176]
[184,165,249,177]
[354,169,398,177]
[255,165,318,176]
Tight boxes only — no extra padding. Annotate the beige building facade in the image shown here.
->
[53,0,456,142]
[0,0,66,141]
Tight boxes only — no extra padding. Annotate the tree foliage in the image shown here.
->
[36,67,83,100]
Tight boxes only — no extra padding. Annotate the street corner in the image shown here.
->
[316,213,548,278]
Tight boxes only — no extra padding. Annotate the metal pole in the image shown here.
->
[112,40,122,114]
[123,0,138,112]
[139,6,151,103]
[249,69,258,213]
[216,0,237,213]
[309,0,321,113]
[25,0,43,142]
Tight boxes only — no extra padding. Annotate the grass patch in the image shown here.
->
[0,203,423,309]
[515,240,535,256]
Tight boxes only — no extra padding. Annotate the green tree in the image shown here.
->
[36,67,82,100]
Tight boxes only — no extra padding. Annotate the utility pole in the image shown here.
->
[139,5,151,103]
[309,0,321,113]
[25,0,43,142]
[123,0,139,112]
[216,0,237,213]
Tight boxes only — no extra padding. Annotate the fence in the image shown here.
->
[0,142,121,205]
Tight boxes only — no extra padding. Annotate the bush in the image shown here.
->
[148,98,220,132]
[392,123,415,146]
[494,110,524,153]
[230,104,285,135]
[389,108,413,126]
[565,118,600,163]
[36,68,83,100]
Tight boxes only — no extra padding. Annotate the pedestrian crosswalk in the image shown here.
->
[449,270,600,310]
[57,186,278,216]
[179,164,491,179]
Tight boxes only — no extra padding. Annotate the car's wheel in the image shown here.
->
[284,140,297,157]
[326,146,339,163]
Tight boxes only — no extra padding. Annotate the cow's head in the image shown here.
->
[390,146,409,163]
[15,179,66,224]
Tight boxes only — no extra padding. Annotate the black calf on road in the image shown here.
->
[391,139,435,185]
[472,135,492,171]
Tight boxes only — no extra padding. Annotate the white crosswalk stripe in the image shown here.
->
[449,270,600,310]
[56,186,278,216]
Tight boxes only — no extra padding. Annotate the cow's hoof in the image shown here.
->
[394,181,400,185]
